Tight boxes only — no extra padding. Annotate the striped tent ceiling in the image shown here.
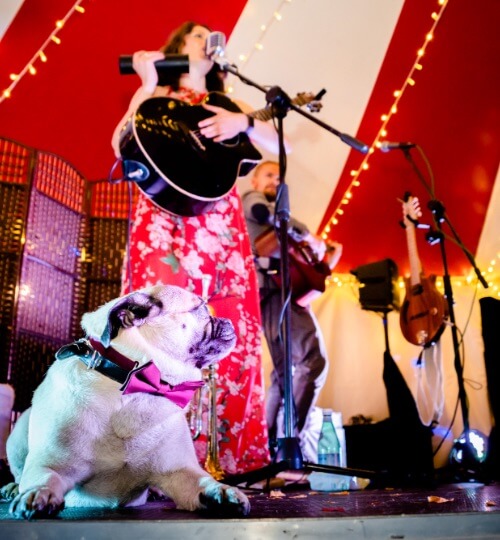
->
[0,0,498,279]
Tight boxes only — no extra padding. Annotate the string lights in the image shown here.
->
[226,0,497,293]
[315,0,498,294]
[0,1,86,105]
[226,0,292,94]
[320,0,449,239]
[325,255,500,300]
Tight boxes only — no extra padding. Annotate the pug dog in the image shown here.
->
[1,284,250,519]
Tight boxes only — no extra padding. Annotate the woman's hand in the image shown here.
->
[131,50,164,92]
[198,104,248,142]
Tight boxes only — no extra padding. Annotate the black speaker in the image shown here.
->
[480,297,500,480]
[344,418,434,487]
[351,258,400,312]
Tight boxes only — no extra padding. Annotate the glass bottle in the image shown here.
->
[317,408,341,466]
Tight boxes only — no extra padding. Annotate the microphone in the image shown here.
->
[206,31,226,60]
[118,54,189,75]
[379,141,416,152]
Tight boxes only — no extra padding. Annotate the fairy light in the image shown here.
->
[0,0,86,105]
[320,264,500,299]
[320,0,450,247]
[232,0,293,75]
[467,251,500,299]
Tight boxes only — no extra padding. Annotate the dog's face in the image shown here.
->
[81,285,236,374]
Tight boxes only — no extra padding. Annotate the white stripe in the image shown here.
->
[0,0,24,41]
[228,0,404,231]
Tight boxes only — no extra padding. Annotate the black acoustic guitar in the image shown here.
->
[119,91,320,217]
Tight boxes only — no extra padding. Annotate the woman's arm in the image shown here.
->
[110,50,163,157]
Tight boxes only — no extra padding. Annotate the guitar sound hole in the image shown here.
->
[411,284,424,295]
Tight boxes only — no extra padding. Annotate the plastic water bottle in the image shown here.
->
[309,408,350,491]
[317,408,341,466]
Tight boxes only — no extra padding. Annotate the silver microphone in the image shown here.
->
[206,31,226,59]
[379,141,416,152]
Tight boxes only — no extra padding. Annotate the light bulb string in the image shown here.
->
[321,0,450,238]
[0,0,86,104]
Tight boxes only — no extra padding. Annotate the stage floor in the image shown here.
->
[1,478,499,540]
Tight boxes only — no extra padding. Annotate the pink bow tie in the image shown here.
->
[120,361,204,408]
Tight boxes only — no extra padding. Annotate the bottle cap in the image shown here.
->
[322,408,333,416]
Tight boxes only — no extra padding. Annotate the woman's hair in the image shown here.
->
[158,21,225,92]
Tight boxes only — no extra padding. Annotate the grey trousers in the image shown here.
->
[260,288,329,443]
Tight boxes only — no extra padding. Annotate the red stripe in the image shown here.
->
[320,0,500,276]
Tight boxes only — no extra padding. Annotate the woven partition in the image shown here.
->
[0,139,33,387]
[84,180,133,315]
[0,137,132,412]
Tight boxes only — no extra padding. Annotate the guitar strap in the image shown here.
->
[415,341,445,426]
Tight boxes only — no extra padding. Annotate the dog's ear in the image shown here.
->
[101,292,163,346]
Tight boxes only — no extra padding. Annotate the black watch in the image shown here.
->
[245,115,255,133]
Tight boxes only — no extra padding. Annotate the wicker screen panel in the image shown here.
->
[0,325,13,382]
[16,257,76,340]
[0,138,31,186]
[9,331,64,412]
[0,140,32,384]
[0,253,21,327]
[0,138,89,408]
[34,152,86,213]
[83,180,130,312]
[24,190,85,275]
[0,251,18,381]
[90,179,138,219]
[0,183,30,254]
[87,218,127,281]
[83,280,123,315]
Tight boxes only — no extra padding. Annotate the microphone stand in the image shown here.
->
[218,60,378,487]
[401,148,489,479]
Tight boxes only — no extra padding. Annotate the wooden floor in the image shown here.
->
[1,476,499,540]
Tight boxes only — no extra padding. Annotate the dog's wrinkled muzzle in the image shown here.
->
[193,317,236,369]
[211,317,236,343]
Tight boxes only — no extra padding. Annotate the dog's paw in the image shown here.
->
[198,477,250,517]
[0,482,19,501]
[9,487,64,520]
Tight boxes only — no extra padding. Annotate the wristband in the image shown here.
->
[245,115,255,133]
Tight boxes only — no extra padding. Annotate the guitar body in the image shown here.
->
[255,228,331,305]
[400,275,448,346]
[119,92,262,216]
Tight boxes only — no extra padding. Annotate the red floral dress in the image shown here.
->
[121,86,270,474]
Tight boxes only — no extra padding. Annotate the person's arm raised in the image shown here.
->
[111,50,163,157]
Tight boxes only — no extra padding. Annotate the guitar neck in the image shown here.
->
[250,108,274,122]
[250,95,312,122]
